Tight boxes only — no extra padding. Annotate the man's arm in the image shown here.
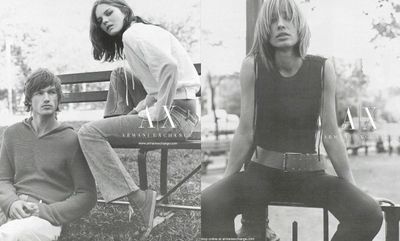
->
[37,147,97,226]
[223,57,256,177]
[321,59,356,185]
[0,130,21,217]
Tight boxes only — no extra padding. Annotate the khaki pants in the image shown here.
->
[0,210,61,241]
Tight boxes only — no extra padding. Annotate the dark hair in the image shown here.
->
[24,68,62,112]
[90,0,151,62]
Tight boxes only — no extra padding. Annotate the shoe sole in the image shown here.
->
[139,190,157,240]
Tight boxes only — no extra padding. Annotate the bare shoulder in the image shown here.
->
[241,56,255,75]
[240,56,256,89]
[323,58,336,90]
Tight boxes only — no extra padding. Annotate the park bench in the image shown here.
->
[57,64,201,234]
[259,201,400,241]
[346,144,369,155]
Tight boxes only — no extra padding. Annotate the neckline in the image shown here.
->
[273,59,306,80]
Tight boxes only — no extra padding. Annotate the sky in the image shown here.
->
[202,0,400,91]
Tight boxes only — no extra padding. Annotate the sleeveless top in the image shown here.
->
[254,55,326,154]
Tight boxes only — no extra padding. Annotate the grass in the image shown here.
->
[0,121,201,241]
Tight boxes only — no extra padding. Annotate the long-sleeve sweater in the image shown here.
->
[0,118,97,226]
[122,22,200,121]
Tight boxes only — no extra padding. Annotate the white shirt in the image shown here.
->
[122,23,200,121]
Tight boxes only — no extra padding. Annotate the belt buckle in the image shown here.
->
[283,152,303,172]
[283,153,288,172]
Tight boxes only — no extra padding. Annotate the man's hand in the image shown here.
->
[24,202,39,217]
[9,200,32,219]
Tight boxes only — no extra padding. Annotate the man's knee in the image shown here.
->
[0,220,42,241]
[0,217,61,241]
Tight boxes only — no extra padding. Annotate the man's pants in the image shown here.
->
[0,215,61,241]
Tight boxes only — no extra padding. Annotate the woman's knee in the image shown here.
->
[346,199,383,235]
[201,187,222,214]
[78,122,92,136]
[362,202,383,232]
[202,184,236,218]
[77,122,103,139]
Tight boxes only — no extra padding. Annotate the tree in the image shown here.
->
[206,73,223,140]
[370,0,400,42]
[334,58,370,124]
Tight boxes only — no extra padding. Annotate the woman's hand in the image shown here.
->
[128,109,138,115]
[373,196,396,206]
[144,95,157,108]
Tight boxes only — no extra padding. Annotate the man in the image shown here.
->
[0,68,97,240]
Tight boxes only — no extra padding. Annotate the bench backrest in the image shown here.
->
[58,63,201,104]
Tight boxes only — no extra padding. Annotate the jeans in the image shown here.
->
[201,161,383,241]
[78,68,199,202]
[104,67,147,118]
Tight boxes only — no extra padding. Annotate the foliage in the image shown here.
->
[202,72,241,116]
[218,73,241,116]
[334,58,370,123]
[151,16,199,58]
[370,0,400,42]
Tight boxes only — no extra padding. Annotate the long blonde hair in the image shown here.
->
[248,0,310,70]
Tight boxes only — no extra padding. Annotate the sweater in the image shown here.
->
[122,23,200,121]
[0,118,97,226]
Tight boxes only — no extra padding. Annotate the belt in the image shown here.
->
[255,149,326,172]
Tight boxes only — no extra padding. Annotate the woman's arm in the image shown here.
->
[125,37,178,121]
[223,57,257,177]
[321,59,356,185]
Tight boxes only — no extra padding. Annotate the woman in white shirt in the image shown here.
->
[78,0,200,238]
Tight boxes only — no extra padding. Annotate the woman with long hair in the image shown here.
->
[78,0,200,238]
[201,0,383,240]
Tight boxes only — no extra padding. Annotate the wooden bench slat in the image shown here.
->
[59,71,111,84]
[61,91,108,103]
[58,63,200,85]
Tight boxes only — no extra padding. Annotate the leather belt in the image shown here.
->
[255,149,326,172]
